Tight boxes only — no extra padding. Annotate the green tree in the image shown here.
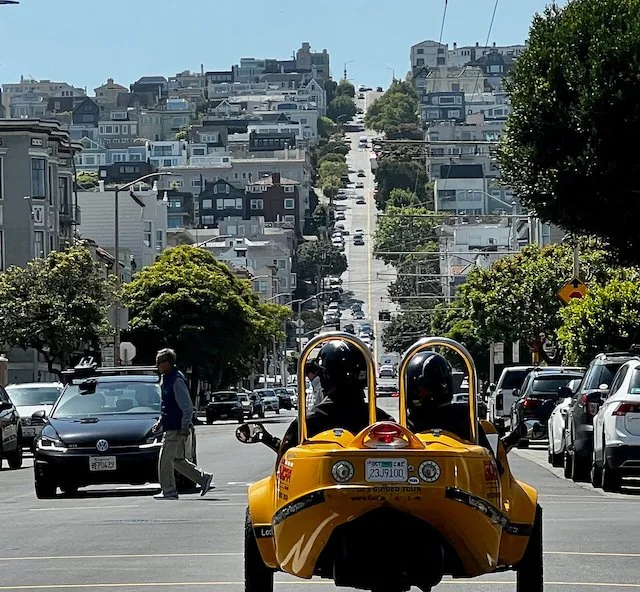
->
[295,240,348,283]
[382,311,433,354]
[365,80,419,136]
[386,188,422,208]
[0,246,115,375]
[319,152,346,165]
[388,252,441,307]
[122,246,290,392]
[558,275,640,365]
[316,141,349,159]
[327,94,357,123]
[457,242,611,354]
[75,171,99,189]
[374,160,430,210]
[336,79,356,98]
[497,0,640,265]
[373,206,438,265]
[318,116,337,139]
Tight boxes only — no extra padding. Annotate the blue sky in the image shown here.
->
[0,0,564,91]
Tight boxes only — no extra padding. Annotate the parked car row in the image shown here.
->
[205,387,297,424]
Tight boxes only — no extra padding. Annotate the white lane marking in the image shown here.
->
[29,505,140,512]
[546,551,640,558]
[226,481,252,486]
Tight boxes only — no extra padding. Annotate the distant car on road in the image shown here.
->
[0,385,23,470]
[6,382,62,449]
[206,391,250,424]
[356,197,366,204]
[353,235,364,246]
[376,86,383,92]
[357,169,366,177]
[253,389,280,414]
[379,364,397,378]
[356,182,364,189]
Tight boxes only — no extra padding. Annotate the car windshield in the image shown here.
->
[500,369,532,390]
[213,392,238,402]
[530,376,576,396]
[52,381,161,418]
[258,390,275,398]
[6,386,61,406]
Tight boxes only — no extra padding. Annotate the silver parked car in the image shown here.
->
[253,389,280,414]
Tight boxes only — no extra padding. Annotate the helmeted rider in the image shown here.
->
[266,339,393,459]
[405,351,473,440]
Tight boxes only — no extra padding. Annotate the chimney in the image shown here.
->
[453,42,457,49]
[272,172,281,185]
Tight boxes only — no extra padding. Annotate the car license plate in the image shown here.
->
[22,427,37,437]
[89,456,116,471]
[365,459,408,482]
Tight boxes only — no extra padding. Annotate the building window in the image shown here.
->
[34,231,45,259]
[202,199,212,209]
[143,222,152,247]
[58,176,70,213]
[283,215,296,224]
[417,48,424,55]
[31,158,46,198]
[284,198,295,210]
[201,215,215,225]
[48,165,54,205]
[49,234,55,253]
[284,185,294,193]
[250,199,263,210]
[216,199,224,210]
[416,58,425,66]
[156,230,163,251]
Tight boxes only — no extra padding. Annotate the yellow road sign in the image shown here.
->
[557,276,588,305]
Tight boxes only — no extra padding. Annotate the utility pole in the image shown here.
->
[573,239,580,278]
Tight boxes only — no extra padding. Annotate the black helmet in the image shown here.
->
[316,339,367,395]
[406,351,453,408]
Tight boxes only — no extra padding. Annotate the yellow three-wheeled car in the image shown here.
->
[237,333,542,591]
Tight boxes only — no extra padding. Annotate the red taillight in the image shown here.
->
[580,393,588,405]
[364,422,408,449]
[523,398,541,409]
[613,402,640,416]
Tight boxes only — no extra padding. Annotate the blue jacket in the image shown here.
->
[160,367,192,431]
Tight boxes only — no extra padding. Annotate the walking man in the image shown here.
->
[305,360,324,413]
[153,348,214,500]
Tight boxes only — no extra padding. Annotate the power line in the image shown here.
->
[471,0,501,102]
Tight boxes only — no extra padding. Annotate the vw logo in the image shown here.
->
[96,439,109,452]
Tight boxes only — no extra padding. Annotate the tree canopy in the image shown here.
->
[317,116,337,139]
[374,159,430,210]
[327,94,357,123]
[122,246,290,391]
[558,273,640,365]
[382,311,433,354]
[336,79,356,98]
[498,0,640,265]
[0,245,115,374]
[365,80,419,136]
[295,240,348,283]
[373,206,438,266]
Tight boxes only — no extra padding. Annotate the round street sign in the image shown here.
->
[119,341,136,365]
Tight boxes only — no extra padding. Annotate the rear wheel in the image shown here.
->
[601,454,621,493]
[563,450,573,479]
[571,450,590,482]
[590,449,603,488]
[516,504,543,592]
[244,508,273,592]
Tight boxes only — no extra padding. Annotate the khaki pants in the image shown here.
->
[158,430,203,493]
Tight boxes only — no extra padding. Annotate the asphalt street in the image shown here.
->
[338,90,396,361]
[1,408,639,591]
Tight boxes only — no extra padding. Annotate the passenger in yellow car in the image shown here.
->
[272,340,393,460]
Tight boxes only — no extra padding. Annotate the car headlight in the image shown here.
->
[22,417,32,426]
[140,434,163,448]
[37,436,67,452]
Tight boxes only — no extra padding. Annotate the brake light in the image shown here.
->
[364,422,409,449]
[580,393,589,405]
[613,402,640,416]
[523,398,541,409]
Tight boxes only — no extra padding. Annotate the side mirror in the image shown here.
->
[558,386,572,399]
[598,384,609,391]
[236,423,265,444]
[512,388,520,398]
[32,409,47,420]
[489,383,496,392]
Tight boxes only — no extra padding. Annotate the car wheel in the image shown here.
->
[206,417,214,425]
[515,504,543,592]
[563,450,573,479]
[601,449,621,492]
[516,439,529,449]
[35,477,57,499]
[6,440,23,470]
[244,508,274,592]
[259,410,265,419]
[571,450,590,482]
[590,450,603,488]
[60,484,79,496]
[238,416,245,424]
[275,408,280,415]
[550,450,563,468]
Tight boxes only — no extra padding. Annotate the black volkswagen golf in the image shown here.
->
[33,361,196,498]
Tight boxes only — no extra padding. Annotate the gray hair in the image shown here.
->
[156,348,177,365]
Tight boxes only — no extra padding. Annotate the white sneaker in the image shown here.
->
[154,491,179,500]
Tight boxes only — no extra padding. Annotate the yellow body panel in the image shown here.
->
[247,475,279,569]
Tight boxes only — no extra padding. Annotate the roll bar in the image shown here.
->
[399,337,479,444]
[297,331,377,443]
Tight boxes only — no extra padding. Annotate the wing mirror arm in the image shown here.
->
[500,421,528,454]
[236,423,281,453]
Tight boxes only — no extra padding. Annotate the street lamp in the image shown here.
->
[343,60,355,80]
[386,67,396,82]
[0,1,19,5]
[113,172,175,365]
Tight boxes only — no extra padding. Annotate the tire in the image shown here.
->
[275,408,280,415]
[35,477,57,499]
[516,504,543,592]
[571,450,590,482]
[259,410,265,419]
[590,450,602,488]
[516,439,529,449]
[6,439,23,470]
[206,417,214,425]
[563,450,573,479]
[601,457,621,493]
[244,508,274,592]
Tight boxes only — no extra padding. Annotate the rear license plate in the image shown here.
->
[22,427,37,437]
[365,458,408,482]
[89,456,116,471]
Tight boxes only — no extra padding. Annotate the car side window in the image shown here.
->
[608,367,628,398]
[0,387,9,403]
